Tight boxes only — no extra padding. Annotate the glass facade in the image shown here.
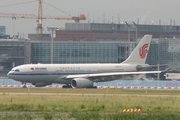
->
[0,26,5,35]
[30,38,180,71]
[31,41,119,64]
[146,38,180,71]
[146,39,169,65]
[0,41,25,69]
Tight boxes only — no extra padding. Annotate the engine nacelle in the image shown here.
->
[32,83,52,87]
[71,78,93,88]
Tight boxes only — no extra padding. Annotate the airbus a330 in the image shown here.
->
[7,35,163,88]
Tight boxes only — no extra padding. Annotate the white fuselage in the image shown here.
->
[7,63,138,84]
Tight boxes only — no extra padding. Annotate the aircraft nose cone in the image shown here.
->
[7,72,10,77]
[7,71,12,78]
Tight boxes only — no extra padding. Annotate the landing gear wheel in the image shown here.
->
[22,82,27,88]
[62,84,72,88]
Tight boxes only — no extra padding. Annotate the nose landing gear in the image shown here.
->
[22,82,27,88]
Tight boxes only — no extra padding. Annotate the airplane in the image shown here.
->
[7,35,164,88]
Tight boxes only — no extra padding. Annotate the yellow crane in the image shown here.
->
[0,0,86,40]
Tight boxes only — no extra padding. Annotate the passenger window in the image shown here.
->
[15,69,20,72]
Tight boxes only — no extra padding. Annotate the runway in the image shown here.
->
[1,92,180,97]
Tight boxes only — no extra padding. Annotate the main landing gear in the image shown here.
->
[22,82,27,88]
[62,84,72,88]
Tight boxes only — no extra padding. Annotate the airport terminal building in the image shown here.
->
[1,23,180,75]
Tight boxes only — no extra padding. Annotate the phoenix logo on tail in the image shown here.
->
[139,44,149,59]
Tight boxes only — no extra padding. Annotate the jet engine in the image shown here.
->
[32,83,52,87]
[71,78,93,88]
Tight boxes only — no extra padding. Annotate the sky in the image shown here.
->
[0,0,179,38]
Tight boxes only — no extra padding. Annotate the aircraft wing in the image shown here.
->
[65,70,162,79]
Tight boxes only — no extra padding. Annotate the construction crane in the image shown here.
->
[0,0,86,40]
[0,13,86,20]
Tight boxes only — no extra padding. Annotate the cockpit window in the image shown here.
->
[15,69,20,72]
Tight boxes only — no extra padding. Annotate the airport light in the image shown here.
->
[132,21,138,41]
[125,21,130,57]
[157,64,160,80]
[125,21,130,42]
[47,26,59,64]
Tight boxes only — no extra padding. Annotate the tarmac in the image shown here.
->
[0,92,180,97]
